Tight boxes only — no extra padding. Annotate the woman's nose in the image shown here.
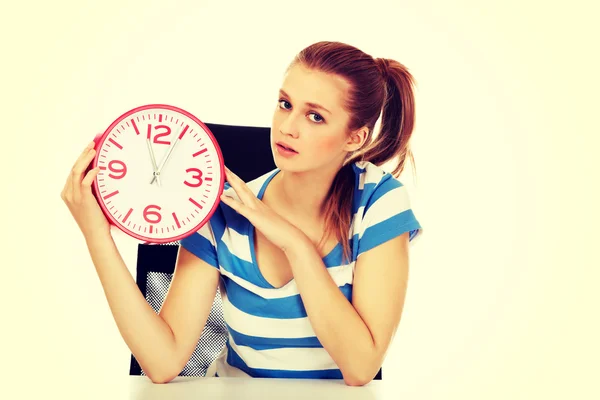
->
[279,115,300,138]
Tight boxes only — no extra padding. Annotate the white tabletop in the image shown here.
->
[26,374,394,399]
[12,369,401,399]
[33,375,393,400]
[126,376,391,400]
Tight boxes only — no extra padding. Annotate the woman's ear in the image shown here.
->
[344,126,369,152]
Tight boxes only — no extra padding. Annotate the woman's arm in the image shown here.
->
[284,231,410,386]
[63,140,221,384]
[85,233,220,383]
[216,166,410,385]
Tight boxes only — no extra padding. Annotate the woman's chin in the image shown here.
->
[273,157,302,172]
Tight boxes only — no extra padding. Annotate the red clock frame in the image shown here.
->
[90,104,225,244]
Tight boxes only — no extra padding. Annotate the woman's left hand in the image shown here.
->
[220,166,308,253]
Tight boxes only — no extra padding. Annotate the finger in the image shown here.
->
[72,141,96,171]
[62,171,73,201]
[61,181,71,202]
[64,141,95,203]
[72,147,96,199]
[82,167,101,188]
[68,141,95,187]
[71,144,96,180]
[224,166,241,184]
[224,167,256,205]
[220,194,248,216]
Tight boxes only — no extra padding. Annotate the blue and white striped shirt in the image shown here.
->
[180,160,423,379]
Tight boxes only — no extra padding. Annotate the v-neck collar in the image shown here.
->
[247,168,340,289]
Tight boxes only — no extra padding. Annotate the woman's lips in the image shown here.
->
[276,143,299,157]
[276,142,298,153]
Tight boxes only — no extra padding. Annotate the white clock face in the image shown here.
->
[92,105,224,243]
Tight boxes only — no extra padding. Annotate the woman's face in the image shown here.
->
[270,64,364,173]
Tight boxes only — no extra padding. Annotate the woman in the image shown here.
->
[61,41,423,386]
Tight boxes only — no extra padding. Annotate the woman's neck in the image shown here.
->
[270,164,341,223]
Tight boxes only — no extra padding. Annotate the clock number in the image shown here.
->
[184,168,204,187]
[143,205,162,224]
[108,160,127,179]
[150,124,171,145]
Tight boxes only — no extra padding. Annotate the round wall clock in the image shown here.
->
[89,104,224,243]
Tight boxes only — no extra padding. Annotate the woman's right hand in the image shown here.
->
[61,140,110,240]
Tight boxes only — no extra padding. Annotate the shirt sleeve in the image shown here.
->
[357,176,423,258]
[179,212,221,269]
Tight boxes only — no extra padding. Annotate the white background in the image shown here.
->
[2,0,599,398]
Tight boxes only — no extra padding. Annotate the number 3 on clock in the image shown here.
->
[184,168,204,188]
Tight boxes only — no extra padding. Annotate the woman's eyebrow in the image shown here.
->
[279,89,332,115]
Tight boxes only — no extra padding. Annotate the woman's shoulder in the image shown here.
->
[351,160,406,194]
[350,160,416,221]
[350,161,422,243]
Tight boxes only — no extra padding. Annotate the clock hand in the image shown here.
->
[150,131,181,185]
[146,138,161,186]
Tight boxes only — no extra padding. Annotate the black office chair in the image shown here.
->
[129,122,382,380]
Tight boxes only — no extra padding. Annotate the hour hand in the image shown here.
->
[146,138,161,186]
[151,133,181,185]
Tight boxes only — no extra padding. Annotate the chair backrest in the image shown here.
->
[129,122,382,380]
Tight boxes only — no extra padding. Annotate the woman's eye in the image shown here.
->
[309,113,324,123]
[278,99,324,123]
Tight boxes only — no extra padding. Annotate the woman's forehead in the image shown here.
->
[281,64,350,114]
